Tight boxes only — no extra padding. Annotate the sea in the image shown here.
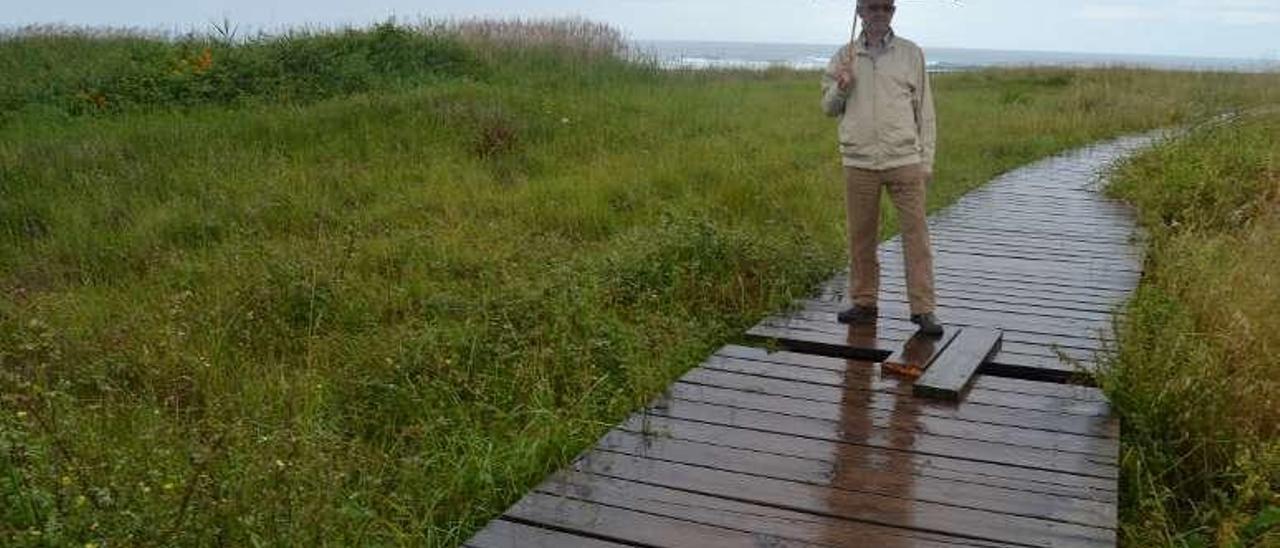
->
[632,40,1280,73]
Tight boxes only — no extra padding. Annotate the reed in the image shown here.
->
[429,17,628,60]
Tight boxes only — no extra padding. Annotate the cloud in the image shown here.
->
[1216,9,1280,25]
[1077,4,1166,22]
[1077,1,1280,26]
[1176,0,1280,25]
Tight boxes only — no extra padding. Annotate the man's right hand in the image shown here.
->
[837,56,856,91]
[837,69,854,92]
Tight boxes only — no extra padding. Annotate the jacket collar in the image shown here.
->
[854,29,896,55]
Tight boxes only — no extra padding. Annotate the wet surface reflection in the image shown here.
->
[819,319,923,546]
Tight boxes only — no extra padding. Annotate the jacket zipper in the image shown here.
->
[870,53,880,167]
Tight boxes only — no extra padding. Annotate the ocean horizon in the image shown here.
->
[633,40,1280,73]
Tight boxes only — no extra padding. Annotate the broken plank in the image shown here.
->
[883,330,958,378]
[915,328,1004,401]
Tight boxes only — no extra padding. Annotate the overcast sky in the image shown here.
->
[8,0,1280,60]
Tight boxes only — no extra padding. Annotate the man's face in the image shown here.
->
[858,0,896,34]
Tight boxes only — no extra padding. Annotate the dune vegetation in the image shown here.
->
[1104,110,1280,547]
[1,19,1277,546]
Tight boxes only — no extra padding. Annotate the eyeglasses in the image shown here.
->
[861,4,896,13]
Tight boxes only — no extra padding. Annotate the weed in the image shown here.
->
[1103,111,1280,547]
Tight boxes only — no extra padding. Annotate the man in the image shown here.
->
[821,0,943,336]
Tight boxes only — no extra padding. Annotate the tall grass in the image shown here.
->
[1103,111,1280,547]
[0,21,481,118]
[2,20,1279,546]
[432,17,627,60]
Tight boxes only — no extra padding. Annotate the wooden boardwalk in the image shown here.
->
[466,134,1161,547]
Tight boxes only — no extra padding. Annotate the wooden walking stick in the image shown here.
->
[843,3,860,79]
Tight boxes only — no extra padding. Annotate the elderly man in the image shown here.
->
[821,0,943,336]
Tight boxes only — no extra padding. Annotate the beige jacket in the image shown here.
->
[821,35,936,172]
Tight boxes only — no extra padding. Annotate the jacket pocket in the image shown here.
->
[889,86,920,144]
[884,116,917,149]
[839,115,873,149]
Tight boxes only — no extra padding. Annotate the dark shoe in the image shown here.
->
[838,304,879,325]
[910,313,944,337]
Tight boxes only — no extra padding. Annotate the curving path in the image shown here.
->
[465,133,1164,547]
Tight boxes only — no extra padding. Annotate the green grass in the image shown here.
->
[1103,111,1280,547]
[0,24,481,121]
[1,20,1278,546]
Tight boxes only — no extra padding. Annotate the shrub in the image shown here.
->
[1,22,482,116]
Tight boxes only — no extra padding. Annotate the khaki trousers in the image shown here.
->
[844,164,936,315]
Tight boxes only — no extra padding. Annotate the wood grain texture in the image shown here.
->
[914,328,1004,401]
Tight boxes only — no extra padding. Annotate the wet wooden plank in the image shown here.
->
[659,380,1116,459]
[760,315,1098,363]
[702,351,1111,417]
[570,451,1115,547]
[942,200,1131,216]
[831,269,1133,298]
[970,375,1109,402]
[935,219,1137,240]
[704,351,1107,410]
[869,292,1125,323]
[915,328,1004,401]
[819,278,1129,310]
[924,243,1140,268]
[875,259,1139,291]
[768,318,1101,366]
[592,430,1116,528]
[616,415,1117,502]
[661,383,1117,457]
[928,219,1138,243]
[892,255,1140,284]
[601,427,1121,522]
[679,370,1113,438]
[541,470,1016,547]
[938,209,1135,230]
[783,307,1109,350]
[834,265,1134,298]
[857,268,1134,300]
[880,255,1141,290]
[646,397,1118,475]
[910,242,1138,264]
[881,330,959,377]
[712,345,1112,404]
[915,245,1140,271]
[846,284,1129,322]
[940,203,1133,220]
[747,323,1088,382]
[685,364,1116,437]
[465,519,631,548]
[748,321,1080,379]
[824,288,1126,318]
[931,219,1134,239]
[716,345,1105,412]
[504,492,787,548]
[943,204,1131,218]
